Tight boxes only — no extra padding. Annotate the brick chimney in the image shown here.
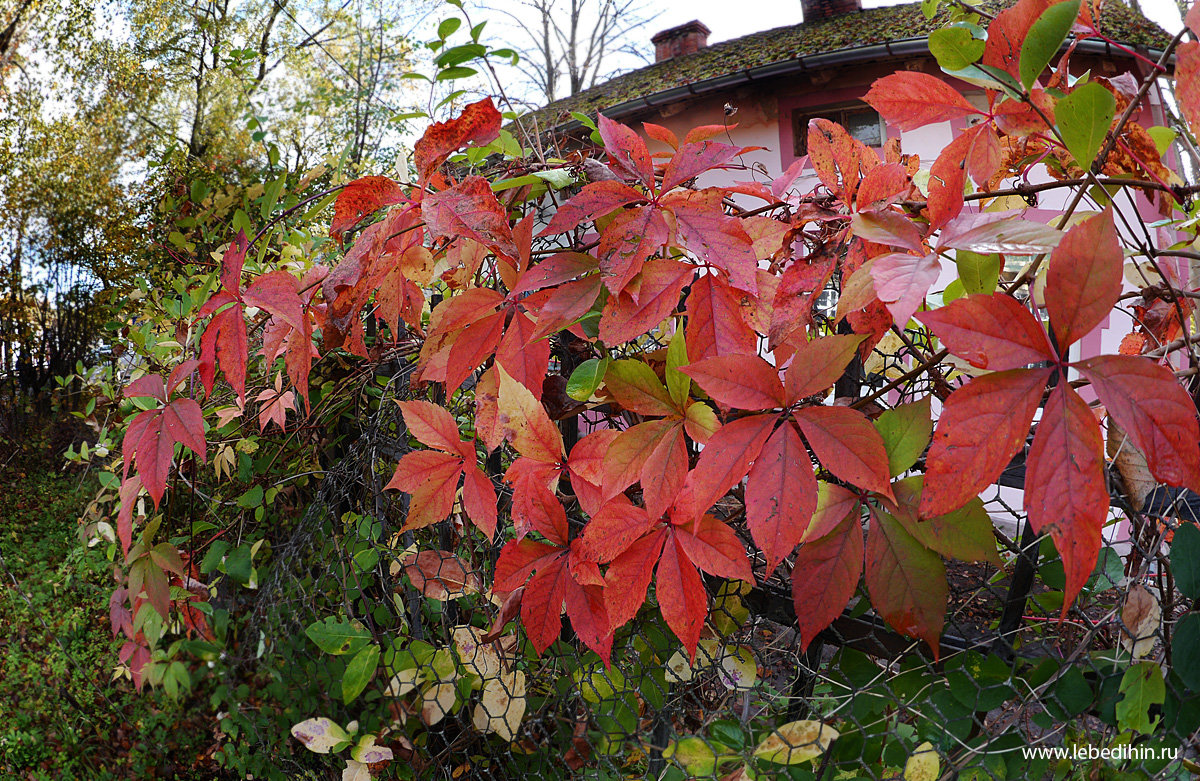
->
[651,20,711,62]
[801,0,862,22]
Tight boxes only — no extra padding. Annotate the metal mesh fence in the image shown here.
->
[220,330,1200,780]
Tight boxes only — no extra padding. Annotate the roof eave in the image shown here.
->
[547,35,1174,135]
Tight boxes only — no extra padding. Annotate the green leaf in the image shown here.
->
[436,66,477,81]
[306,617,371,655]
[343,643,380,704]
[237,485,264,508]
[569,111,598,131]
[566,358,609,401]
[1019,0,1080,90]
[1173,613,1200,692]
[874,397,932,476]
[665,330,690,407]
[929,25,985,71]
[1116,662,1165,734]
[954,250,1001,295]
[437,18,461,39]
[1170,523,1200,600]
[1056,82,1116,170]
[435,43,486,68]
[1146,126,1177,156]
[223,544,254,585]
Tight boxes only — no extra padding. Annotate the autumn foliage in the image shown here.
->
[106,1,1200,766]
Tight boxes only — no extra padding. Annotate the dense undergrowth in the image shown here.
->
[0,424,212,779]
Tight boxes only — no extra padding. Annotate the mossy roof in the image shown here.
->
[522,0,1171,131]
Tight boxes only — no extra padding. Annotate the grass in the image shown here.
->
[0,430,213,779]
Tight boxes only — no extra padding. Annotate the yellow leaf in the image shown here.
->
[472,669,526,741]
[904,741,940,781]
[753,720,839,765]
[421,681,457,726]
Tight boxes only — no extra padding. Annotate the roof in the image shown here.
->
[522,1,1172,131]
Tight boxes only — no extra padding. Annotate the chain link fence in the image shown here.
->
[211,327,1200,780]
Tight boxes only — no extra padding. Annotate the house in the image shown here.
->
[522,1,1181,547]
[524,0,1173,194]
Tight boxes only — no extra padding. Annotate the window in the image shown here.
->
[792,105,884,156]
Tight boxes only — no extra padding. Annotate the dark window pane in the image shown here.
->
[844,109,882,146]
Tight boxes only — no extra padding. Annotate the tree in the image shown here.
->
[485,0,654,104]
[60,0,1200,776]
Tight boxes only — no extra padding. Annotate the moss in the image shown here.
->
[522,0,1172,131]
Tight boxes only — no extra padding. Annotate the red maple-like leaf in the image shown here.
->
[413,97,502,184]
[329,176,407,244]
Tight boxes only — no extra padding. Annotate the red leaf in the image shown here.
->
[656,535,708,659]
[746,423,818,575]
[539,181,645,236]
[791,514,863,651]
[927,133,968,231]
[413,97,502,184]
[784,334,865,402]
[685,274,757,362]
[495,311,552,395]
[769,252,836,353]
[675,414,775,521]
[919,368,1052,517]
[496,365,565,464]
[125,374,167,402]
[219,231,247,294]
[866,508,947,658]
[330,176,407,244]
[563,579,613,665]
[117,475,142,555]
[1046,210,1123,347]
[849,211,924,253]
[869,252,941,327]
[198,295,248,403]
[1076,355,1200,493]
[673,515,753,582]
[601,419,677,498]
[681,354,785,410]
[605,530,667,629]
[917,293,1055,370]
[598,113,655,190]
[795,406,895,501]
[855,163,910,211]
[1025,383,1107,610]
[528,276,602,341]
[806,118,877,203]
[567,429,622,491]
[865,72,981,131]
[643,121,679,149]
[462,466,498,540]
[512,479,570,546]
[982,0,1054,80]
[603,359,677,416]
[494,539,559,591]
[125,399,207,509]
[522,558,569,655]
[641,423,688,520]
[597,205,668,295]
[579,500,655,562]
[386,451,463,531]
[422,176,518,258]
[444,311,505,391]
[397,400,472,458]
[805,482,862,542]
[1177,42,1200,134]
[598,258,692,345]
[243,270,306,334]
[661,141,742,193]
[664,189,758,293]
[511,251,598,296]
